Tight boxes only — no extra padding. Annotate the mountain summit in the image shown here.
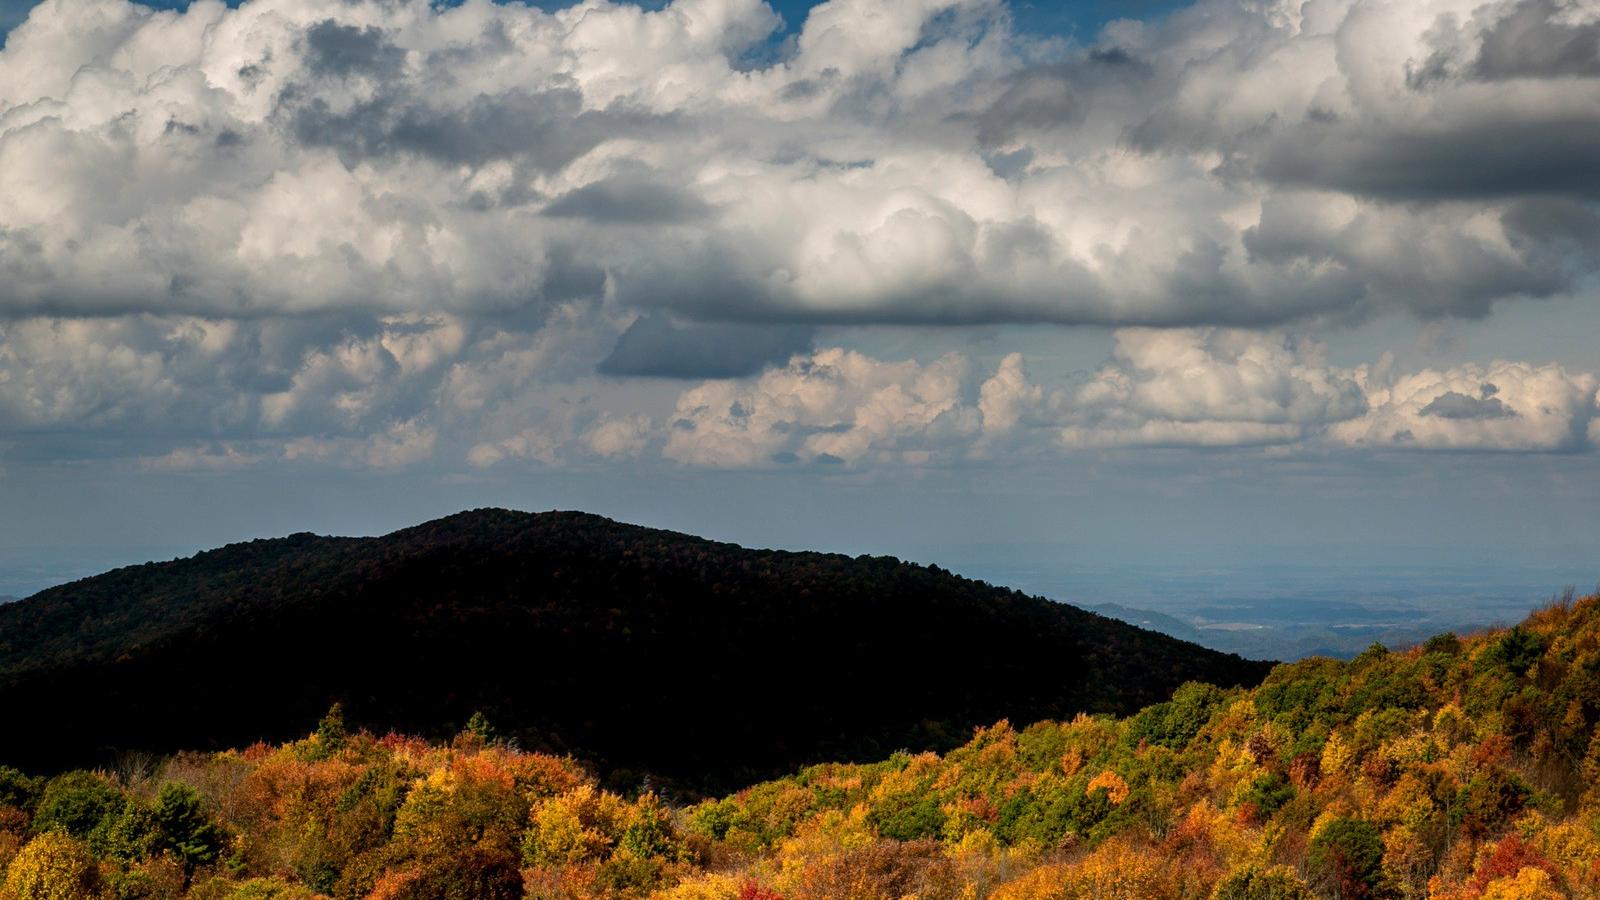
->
[0,509,1269,788]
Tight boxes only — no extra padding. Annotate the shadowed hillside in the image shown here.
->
[0,594,1595,898]
[0,509,1269,790]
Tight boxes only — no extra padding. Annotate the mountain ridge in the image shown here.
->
[0,508,1271,791]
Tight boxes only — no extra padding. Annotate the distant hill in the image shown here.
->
[1090,599,1497,660]
[0,509,1270,790]
[1089,602,1208,644]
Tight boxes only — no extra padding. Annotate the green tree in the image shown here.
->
[314,704,348,752]
[618,795,685,862]
[150,783,226,870]
[867,794,946,842]
[1483,627,1544,677]
[1422,633,1461,656]
[31,773,123,841]
[461,712,497,746]
[1455,770,1530,837]
[1127,682,1226,749]
[0,768,41,812]
[1212,864,1314,899]
[1307,818,1393,899]
[1239,772,1295,820]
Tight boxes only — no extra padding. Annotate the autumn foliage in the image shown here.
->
[4,595,1600,898]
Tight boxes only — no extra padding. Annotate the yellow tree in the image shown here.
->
[0,831,107,900]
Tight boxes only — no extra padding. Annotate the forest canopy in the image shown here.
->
[3,593,1600,898]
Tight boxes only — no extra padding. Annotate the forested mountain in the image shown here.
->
[1,594,1596,899]
[0,509,1268,789]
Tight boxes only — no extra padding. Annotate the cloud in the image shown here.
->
[467,412,652,467]
[0,0,1597,328]
[141,419,440,471]
[543,174,712,224]
[4,303,1597,473]
[1474,0,1600,80]
[654,329,1600,465]
[140,442,270,472]
[1331,361,1599,451]
[3,0,1600,480]
[597,313,813,378]
[1053,329,1369,448]
[0,304,630,468]
[663,348,981,467]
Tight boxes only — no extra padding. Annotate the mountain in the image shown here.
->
[0,509,1270,790]
[1089,602,1209,644]
[1089,600,1480,661]
[0,595,1592,899]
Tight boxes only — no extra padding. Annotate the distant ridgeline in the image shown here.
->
[0,595,1597,898]
[0,509,1268,790]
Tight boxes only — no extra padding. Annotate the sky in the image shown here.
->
[1,0,1599,598]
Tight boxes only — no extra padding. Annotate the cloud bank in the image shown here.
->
[1,306,1595,470]
[3,0,1599,324]
[1,0,1598,474]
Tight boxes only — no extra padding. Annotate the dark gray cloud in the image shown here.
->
[303,20,406,79]
[543,175,712,224]
[284,86,660,171]
[972,51,1147,148]
[278,21,676,173]
[1419,385,1516,419]
[1476,0,1600,80]
[597,313,813,379]
[1121,0,1600,218]
[975,65,1085,147]
[1252,117,1600,201]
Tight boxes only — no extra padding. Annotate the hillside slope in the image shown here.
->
[0,509,1269,788]
[0,595,1594,899]
[654,595,1600,898]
